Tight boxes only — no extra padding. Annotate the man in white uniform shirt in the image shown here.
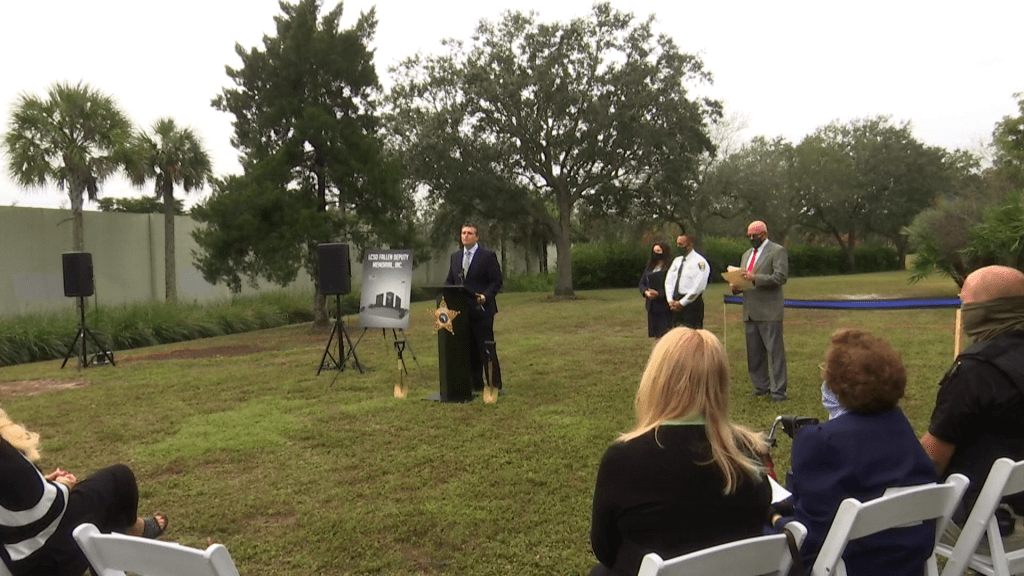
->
[664,234,710,329]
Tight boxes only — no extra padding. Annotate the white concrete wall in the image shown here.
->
[0,206,553,316]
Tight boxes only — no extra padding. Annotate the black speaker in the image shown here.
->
[62,252,95,297]
[317,243,351,295]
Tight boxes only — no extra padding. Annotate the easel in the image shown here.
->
[317,294,364,375]
[61,296,115,369]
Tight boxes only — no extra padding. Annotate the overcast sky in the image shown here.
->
[1,0,1021,210]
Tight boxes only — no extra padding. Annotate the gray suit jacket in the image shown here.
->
[740,240,788,321]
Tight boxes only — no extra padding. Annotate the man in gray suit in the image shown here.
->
[731,220,789,402]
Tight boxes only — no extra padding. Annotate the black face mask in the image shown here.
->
[750,237,764,249]
[678,246,691,255]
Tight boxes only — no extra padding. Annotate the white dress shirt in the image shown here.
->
[664,250,710,305]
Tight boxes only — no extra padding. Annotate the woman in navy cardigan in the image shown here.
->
[771,330,938,575]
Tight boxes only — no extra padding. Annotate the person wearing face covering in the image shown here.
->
[639,242,673,338]
[664,235,710,330]
[730,221,789,402]
[770,330,938,574]
[921,265,1024,533]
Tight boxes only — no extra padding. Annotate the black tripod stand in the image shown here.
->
[61,296,115,369]
[317,294,364,375]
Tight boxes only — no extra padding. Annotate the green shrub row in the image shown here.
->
[0,278,556,368]
[570,239,901,290]
[0,291,316,368]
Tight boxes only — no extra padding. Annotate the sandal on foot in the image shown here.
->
[142,512,169,539]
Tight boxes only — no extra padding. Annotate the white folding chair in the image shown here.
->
[810,474,969,576]
[72,523,240,576]
[938,458,1024,576]
[637,521,807,576]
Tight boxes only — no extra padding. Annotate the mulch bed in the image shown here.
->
[1,345,268,397]
[0,379,88,397]
[119,345,267,362]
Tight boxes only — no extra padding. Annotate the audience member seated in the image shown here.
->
[770,330,938,575]
[589,327,771,576]
[0,407,168,576]
[920,265,1024,547]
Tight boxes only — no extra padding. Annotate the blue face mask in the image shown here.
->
[821,381,847,420]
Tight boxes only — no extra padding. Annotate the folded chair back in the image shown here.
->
[939,458,1024,576]
[72,523,240,576]
[810,474,969,576]
[637,521,807,576]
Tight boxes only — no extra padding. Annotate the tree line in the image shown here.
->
[4,0,1022,322]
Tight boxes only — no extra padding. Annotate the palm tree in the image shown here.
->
[3,81,133,251]
[126,118,212,302]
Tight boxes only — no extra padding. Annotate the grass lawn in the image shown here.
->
[0,271,960,575]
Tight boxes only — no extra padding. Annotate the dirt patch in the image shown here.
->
[398,544,447,573]
[120,345,267,362]
[0,379,88,397]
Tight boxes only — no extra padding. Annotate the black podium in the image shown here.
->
[426,284,474,403]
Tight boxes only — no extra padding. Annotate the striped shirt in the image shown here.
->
[0,437,69,574]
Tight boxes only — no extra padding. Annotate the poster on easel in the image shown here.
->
[358,249,413,329]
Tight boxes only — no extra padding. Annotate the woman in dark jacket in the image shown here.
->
[639,243,673,338]
[770,330,939,575]
[589,327,771,576]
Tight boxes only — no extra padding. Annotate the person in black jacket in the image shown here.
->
[589,327,771,576]
[638,242,672,338]
[0,407,167,576]
[445,223,503,390]
[921,265,1024,532]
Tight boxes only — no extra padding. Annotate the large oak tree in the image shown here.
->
[795,117,947,271]
[387,3,719,297]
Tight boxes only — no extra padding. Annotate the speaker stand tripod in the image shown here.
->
[61,296,115,369]
[317,295,364,375]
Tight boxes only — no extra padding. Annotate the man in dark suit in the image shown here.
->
[444,223,503,390]
[730,220,789,402]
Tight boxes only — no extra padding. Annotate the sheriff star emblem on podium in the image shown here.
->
[430,296,459,335]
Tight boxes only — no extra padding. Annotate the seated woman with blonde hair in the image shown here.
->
[0,407,168,576]
[589,327,771,576]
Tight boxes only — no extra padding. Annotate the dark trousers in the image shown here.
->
[671,294,704,329]
[468,308,502,389]
[30,464,139,576]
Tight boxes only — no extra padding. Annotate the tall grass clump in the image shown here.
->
[0,289,315,367]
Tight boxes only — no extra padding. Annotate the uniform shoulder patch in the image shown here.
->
[698,262,705,270]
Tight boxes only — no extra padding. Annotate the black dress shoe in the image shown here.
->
[747,391,768,397]
[771,395,788,403]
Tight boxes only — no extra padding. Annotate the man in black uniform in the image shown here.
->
[921,265,1024,529]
